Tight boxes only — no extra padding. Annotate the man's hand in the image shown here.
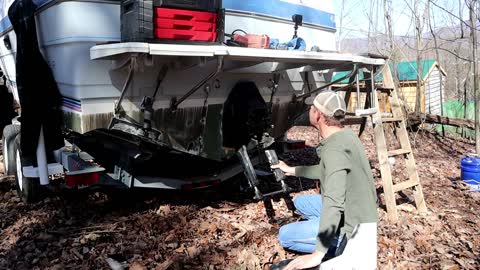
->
[271,160,296,176]
[284,251,324,270]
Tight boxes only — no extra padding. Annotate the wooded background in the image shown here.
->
[336,0,480,148]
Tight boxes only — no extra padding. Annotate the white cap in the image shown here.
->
[305,90,346,117]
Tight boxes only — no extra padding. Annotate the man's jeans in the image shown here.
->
[278,194,341,254]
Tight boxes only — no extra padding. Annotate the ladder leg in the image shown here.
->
[344,88,353,112]
[390,90,427,214]
[412,182,427,213]
[374,64,427,221]
[372,94,398,222]
[359,87,371,137]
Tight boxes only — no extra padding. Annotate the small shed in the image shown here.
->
[333,59,447,115]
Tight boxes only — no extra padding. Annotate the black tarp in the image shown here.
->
[8,0,63,158]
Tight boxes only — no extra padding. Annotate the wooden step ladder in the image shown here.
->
[370,64,427,222]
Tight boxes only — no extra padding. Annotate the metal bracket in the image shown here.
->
[113,165,134,188]
[170,56,224,110]
[23,163,64,178]
[114,57,137,116]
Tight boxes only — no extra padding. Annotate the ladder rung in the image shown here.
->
[345,87,393,93]
[344,117,366,126]
[393,179,419,192]
[382,117,403,123]
[346,87,393,93]
[341,87,372,93]
[388,148,411,157]
[376,86,393,92]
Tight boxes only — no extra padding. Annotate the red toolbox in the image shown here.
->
[154,7,218,42]
[155,0,221,12]
[155,8,217,22]
[121,0,223,43]
[155,18,215,32]
[155,29,217,41]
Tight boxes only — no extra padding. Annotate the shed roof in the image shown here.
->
[333,59,441,83]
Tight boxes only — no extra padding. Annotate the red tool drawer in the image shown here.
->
[155,18,215,32]
[155,7,217,23]
[155,29,217,41]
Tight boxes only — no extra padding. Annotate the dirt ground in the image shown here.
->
[0,127,479,269]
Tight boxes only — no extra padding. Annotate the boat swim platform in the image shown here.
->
[90,43,386,73]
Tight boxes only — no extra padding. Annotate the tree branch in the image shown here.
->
[408,113,474,129]
[429,0,472,29]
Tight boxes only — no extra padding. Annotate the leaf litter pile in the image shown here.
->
[0,127,479,269]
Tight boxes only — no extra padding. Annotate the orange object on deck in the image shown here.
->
[233,34,270,48]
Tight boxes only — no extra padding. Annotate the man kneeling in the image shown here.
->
[272,91,378,269]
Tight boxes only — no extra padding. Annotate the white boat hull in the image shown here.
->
[0,0,338,159]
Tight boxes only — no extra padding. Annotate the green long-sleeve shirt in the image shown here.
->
[295,128,378,253]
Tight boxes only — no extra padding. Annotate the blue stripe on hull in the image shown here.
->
[0,0,100,35]
[223,0,335,29]
[62,96,82,112]
[0,0,336,35]
[0,0,51,34]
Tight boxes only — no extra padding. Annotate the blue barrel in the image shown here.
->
[460,157,480,181]
[461,157,480,181]
[461,157,480,191]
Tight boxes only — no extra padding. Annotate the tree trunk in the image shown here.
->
[460,0,465,39]
[384,0,400,92]
[337,0,346,52]
[470,0,480,153]
[464,66,470,138]
[427,0,445,136]
[414,1,424,113]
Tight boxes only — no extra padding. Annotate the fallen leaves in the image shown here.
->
[237,249,261,269]
[155,258,174,270]
[0,128,478,269]
[130,261,147,270]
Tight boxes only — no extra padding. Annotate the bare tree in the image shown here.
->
[403,0,430,113]
[337,0,347,52]
[383,0,399,88]
[460,0,465,38]
[412,0,430,113]
[427,0,445,135]
[343,0,478,137]
[468,0,480,152]
[464,62,471,137]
